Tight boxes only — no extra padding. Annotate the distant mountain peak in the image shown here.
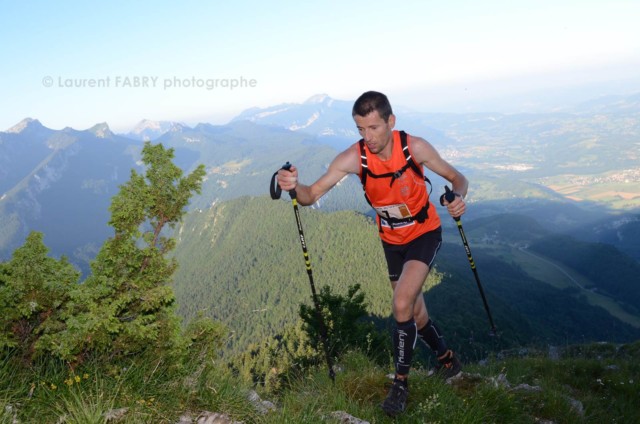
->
[124,119,181,140]
[170,122,189,133]
[88,122,113,138]
[132,119,164,131]
[304,94,332,105]
[6,118,44,133]
[131,119,176,133]
[229,94,357,144]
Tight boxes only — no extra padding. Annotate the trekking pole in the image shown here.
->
[270,162,336,382]
[440,186,497,336]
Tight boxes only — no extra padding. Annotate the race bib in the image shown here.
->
[374,203,414,228]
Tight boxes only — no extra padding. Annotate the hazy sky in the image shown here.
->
[1,0,639,132]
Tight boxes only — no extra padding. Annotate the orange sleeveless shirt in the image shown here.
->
[359,130,441,245]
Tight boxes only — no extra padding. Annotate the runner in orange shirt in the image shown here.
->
[278,91,468,417]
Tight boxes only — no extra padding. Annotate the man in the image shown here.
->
[277,91,468,417]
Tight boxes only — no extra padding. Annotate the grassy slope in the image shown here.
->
[2,341,638,423]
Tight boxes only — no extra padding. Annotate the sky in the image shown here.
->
[1,0,639,133]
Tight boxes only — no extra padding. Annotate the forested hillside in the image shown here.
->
[172,195,402,354]
[529,235,640,312]
[172,196,640,361]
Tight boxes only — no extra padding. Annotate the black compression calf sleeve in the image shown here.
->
[393,318,417,376]
[417,319,448,357]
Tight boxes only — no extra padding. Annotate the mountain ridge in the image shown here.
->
[2,92,639,268]
[1,93,638,337]
[5,90,640,140]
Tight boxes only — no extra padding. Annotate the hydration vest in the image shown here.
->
[358,130,433,233]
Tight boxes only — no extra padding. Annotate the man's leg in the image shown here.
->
[382,259,428,416]
[417,318,448,357]
[390,259,429,380]
[413,295,462,378]
[412,294,447,357]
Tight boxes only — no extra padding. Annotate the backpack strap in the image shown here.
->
[399,130,434,197]
[359,132,413,188]
[400,131,426,180]
[358,138,369,187]
[359,131,431,188]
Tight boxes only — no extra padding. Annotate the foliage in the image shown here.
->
[0,340,638,423]
[299,283,389,364]
[0,347,254,423]
[256,341,640,424]
[182,312,228,364]
[229,320,320,393]
[0,232,80,358]
[229,284,391,395]
[0,141,212,366]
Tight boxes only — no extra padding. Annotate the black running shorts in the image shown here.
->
[382,227,442,281]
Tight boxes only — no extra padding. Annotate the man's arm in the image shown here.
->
[277,144,361,206]
[410,136,469,218]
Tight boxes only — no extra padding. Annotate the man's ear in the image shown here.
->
[388,114,396,129]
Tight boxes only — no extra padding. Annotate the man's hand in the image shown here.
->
[439,187,466,219]
[277,164,298,192]
[443,194,466,218]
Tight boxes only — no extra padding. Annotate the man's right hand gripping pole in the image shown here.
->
[278,162,298,199]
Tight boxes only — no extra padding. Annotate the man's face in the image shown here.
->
[354,111,395,155]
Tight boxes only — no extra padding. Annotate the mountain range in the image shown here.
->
[1,93,639,355]
[2,93,637,265]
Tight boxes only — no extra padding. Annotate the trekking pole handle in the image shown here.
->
[280,162,297,199]
[270,162,297,200]
[439,186,461,221]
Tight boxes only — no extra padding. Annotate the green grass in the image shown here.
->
[51,378,118,424]
[1,342,639,423]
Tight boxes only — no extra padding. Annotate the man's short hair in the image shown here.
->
[352,91,393,122]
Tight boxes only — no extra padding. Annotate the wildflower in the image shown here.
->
[50,384,57,390]
[65,378,73,386]
[74,375,81,383]
[83,373,89,380]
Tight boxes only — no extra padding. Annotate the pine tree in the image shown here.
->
[299,284,389,363]
[37,142,206,361]
[0,232,79,358]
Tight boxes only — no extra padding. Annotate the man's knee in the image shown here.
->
[393,296,414,316]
